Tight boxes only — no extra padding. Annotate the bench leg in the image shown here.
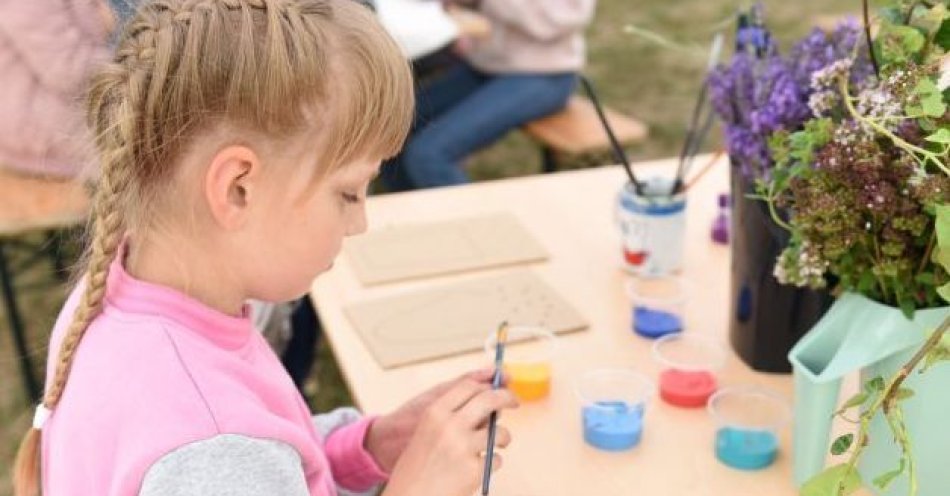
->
[0,241,42,402]
[540,146,558,174]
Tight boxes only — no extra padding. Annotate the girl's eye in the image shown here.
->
[342,192,361,204]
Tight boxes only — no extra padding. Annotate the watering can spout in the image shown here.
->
[788,294,925,487]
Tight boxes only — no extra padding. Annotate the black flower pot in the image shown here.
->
[729,165,833,373]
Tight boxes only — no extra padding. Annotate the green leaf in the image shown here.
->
[894,388,915,401]
[937,205,950,254]
[873,467,904,490]
[908,79,947,118]
[922,340,950,372]
[915,272,937,285]
[879,6,904,24]
[925,128,950,144]
[899,298,916,319]
[837,392,869,414]
[936,206,950,306]
[865,376,886,394]
[831,434,854,456]
[858,271,878,293]
[878,24,927,64]
[938,282,950,303]
[937,18,950,51]
[913,3,950,38]
[801,464,863,496]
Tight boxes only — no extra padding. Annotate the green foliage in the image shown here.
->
[763,2,950,313]
[905,78,947,118]
[936,205,950,301]
[801,464,862,496]
[831,434,855,456]
[876,23,926,65]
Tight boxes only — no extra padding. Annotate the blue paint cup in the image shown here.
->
[627,277,690,339]
[574,369,654,452]
[707,386,791,471]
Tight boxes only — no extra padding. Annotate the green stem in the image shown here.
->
[841,315,950,495]
[838,78,950,176]
[872,237,891,302]
[862,0,880,76]
[766,194,793,231]
[917,230,936,276]
[840,417,871,494]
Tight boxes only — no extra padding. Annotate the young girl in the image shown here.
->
[13,1,517,495]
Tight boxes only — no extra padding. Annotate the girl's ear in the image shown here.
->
[204,145,261,230]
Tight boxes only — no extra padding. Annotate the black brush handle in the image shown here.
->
[578,75,641,193]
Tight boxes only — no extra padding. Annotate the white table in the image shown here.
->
[311,156,860,495]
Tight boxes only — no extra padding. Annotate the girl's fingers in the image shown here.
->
[458,389,518,428]
[431,379,490,414]
[463,368,496,384]
[471,425,511,455]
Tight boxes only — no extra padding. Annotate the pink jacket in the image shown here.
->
[0,0,110,178]
[42,251,387,494]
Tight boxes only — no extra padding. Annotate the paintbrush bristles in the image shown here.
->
[497,322,509,345]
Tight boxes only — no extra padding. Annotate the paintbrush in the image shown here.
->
[671,33,723,195]
[578,76,644,194]
[481,321,509,496]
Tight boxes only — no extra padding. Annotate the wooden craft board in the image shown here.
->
[343,213,548,286]
[344,270,588,368]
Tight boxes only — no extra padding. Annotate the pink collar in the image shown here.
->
[104,246,254,350]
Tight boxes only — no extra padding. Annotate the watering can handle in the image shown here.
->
[792,373,844,486]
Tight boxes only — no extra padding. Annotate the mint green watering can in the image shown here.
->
[788,293,950,496]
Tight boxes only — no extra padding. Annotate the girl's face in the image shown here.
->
[241,153,381,303]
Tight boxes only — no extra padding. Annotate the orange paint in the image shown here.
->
[505,362,551,401]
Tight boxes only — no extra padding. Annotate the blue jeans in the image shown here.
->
[383,63,577,190]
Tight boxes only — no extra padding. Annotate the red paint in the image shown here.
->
[659,369,718,408]
[624,250,648,265]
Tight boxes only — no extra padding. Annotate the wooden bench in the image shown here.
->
[0,168,89,401]
[523,95,648,172]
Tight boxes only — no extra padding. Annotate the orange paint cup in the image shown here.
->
[505,362,552,401]
[485,326,558,402]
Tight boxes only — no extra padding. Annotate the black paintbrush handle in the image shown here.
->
[481,409,500,495]
[578,75,641,193]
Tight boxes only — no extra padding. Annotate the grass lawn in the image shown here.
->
[0,0,860,492]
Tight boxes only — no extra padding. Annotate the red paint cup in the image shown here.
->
[652,333,725,408]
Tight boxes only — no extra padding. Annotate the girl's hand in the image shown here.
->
[379,375,518,496]
[365,369,499,472]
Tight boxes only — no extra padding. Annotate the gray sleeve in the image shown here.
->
[139,435,309,496]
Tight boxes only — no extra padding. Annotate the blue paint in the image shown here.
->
[633,306,682,338]
[715,427,778,470]
[582,401,644,451]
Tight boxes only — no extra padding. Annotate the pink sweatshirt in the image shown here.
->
[41,251,387,495]
[0,0,109,178]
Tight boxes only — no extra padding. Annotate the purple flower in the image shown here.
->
[708,13,875,182]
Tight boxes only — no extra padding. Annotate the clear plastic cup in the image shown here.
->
[574,369,654,452]
[627,277,689,339]
[652,333,726,408]
[484,326,558,402]
[707,386,792,471]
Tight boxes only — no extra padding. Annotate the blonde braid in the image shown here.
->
[12,13,157,496]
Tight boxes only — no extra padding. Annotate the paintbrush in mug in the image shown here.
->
[671,32,723,195]
[481,321,509,496]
